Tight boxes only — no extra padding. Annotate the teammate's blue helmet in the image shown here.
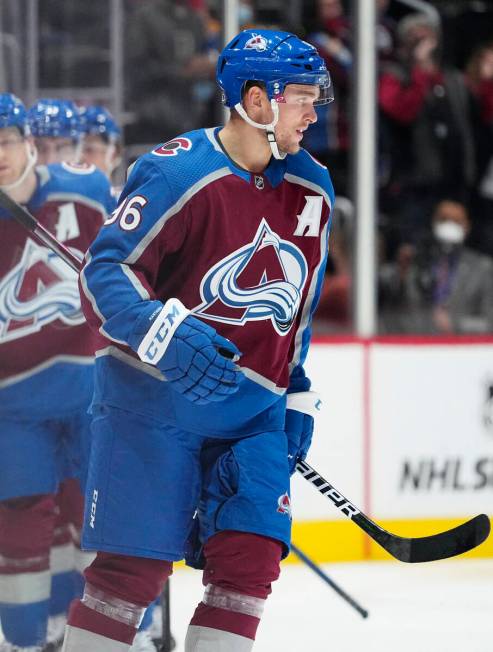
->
[79,105,121,142]
[0,93,29,135]
[216,29,333,109]
[28,99,81,140]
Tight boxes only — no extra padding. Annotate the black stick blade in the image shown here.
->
[387,514,491,563]
[297,461,491,563]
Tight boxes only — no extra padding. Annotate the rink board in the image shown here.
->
[289,337,493,563]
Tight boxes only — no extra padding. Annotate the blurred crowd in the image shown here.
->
[298,0,493,335]
[8,0,493,336]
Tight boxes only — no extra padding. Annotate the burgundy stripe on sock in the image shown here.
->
[190,601,259,640]
[68,599,137,645]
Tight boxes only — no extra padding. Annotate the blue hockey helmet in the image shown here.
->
[216,29,333,109]
[79,105,121,142]
[28,98,81,140]
[0,93,29,135]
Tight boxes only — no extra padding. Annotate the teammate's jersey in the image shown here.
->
[80,128,334,436]
[0,162,115,417]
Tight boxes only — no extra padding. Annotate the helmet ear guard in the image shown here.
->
[217,29,334,159]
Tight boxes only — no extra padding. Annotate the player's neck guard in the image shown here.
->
[0,141,38,192]
[234,100,287,160]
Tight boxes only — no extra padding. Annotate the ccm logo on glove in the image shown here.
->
[137,298,190,364]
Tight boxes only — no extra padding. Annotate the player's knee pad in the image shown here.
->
[84,551,173,607]
[203,531,283,600]
[0,494,56,560]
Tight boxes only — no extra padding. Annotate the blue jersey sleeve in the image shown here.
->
[80,155,186,347]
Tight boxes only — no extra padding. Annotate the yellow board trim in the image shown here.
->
[286,517,493,564]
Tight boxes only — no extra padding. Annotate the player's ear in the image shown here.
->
[244,85,269,118]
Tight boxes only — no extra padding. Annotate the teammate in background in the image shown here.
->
[64,29,334,652]
[0,93,114,652]
[24,95,101,650]
[78,105,123,183]
[27,99,82,165]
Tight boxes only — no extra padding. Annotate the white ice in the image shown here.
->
[1,558,491,651]
[168,558,493,652]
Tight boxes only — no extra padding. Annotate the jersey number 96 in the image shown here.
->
[105,195,148,231]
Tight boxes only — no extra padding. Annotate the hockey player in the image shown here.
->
[0,93,114,651]
[27,99,82,165]
[64,29,335,652]
[78,105,122,182]
[25,96,93,648]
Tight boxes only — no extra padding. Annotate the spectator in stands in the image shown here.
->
[304,0,352,195]
[378,13,477,246]
[125,0,214,145]
[465,42,493,257]
[376,0,397,64]
[379,199,493,334]
[314,197,354,333]
[304,0,397,195]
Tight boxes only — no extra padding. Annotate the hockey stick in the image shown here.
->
[0,188,81,273]
[296,460,491,563]
[158,581,176,652]
[290,542,368,618]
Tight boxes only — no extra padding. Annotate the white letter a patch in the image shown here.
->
[293,196,323,237]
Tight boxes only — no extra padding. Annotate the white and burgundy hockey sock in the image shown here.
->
[184,531,283,652]
[62,586,143,651]
[185,585,265,651]
[0,495,56,647]
[61,551,172,651]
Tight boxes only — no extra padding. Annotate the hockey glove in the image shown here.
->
[285,391,321,475]
[136,299,244,405]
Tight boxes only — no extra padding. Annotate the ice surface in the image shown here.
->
[168,558,493,652]
[2,558,490,651]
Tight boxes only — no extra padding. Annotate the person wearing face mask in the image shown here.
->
[379,199,493,334]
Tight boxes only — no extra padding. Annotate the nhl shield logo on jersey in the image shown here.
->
[0,239,84,343]
[152,138,192,157]
[193,219,308,335]
[277,492,292,518]
[254,175,264,190]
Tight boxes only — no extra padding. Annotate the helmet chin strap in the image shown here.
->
[104,144,122,178]
[234,99,287,160]
[0,141,38,192]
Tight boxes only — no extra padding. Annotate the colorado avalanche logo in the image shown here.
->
[0,239,84,343]
[277,493,292,518]
[193,219,307,335]
[152,138,192,157]
[244,34,268,52]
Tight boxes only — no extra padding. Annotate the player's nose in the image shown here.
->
[305,104,317,125]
